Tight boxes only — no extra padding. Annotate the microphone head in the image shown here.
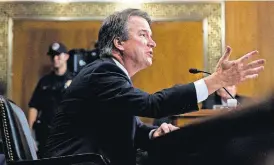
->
[189,68,199,74]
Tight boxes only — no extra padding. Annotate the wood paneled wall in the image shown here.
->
[225,1,274,98]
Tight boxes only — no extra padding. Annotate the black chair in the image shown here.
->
[0,95,110,165]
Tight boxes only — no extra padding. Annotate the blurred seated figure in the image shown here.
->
[201,85,250,109]
[149,94,274,165]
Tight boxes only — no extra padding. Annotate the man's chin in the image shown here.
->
[146,58,153,66]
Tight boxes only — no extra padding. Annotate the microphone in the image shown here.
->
[189,68,211,75]
[189,68,240,105]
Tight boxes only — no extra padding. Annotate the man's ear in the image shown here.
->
[113,37,125,51]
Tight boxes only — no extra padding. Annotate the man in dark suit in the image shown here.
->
[202,85,251,109]
[43,8,265,165]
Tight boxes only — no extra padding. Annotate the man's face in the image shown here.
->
[217,85,237,100]
[51,53,69,69]
[121,16,156,69]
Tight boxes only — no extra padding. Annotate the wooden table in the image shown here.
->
[139,109,228,126]
[172,109,225,126]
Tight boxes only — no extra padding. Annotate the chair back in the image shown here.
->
[0,95,37,162]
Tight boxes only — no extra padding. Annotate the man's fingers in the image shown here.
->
[167,124,179,131]
[237,50,259,63]
[159,123,179,134]
[241,74,259,82]
[160,123,170,133]
[244,59,265,70]
[218,46,232,64]
[243,66,264,77]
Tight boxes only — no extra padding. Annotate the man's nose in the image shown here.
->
[148,39,156,48]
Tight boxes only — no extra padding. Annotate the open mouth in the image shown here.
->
[148,51,153,57]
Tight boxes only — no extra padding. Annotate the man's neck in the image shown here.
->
[54,65,67,76]
[112,52,140,77]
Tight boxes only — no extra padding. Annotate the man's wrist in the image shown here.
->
[149,129,157,139]
[194,79,209,103]
[204,72,224,95]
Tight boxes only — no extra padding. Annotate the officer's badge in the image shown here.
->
[79,60,86,67]
[64,80,72,89]
[52,43,60,51]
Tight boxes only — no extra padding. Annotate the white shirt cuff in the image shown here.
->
[194,79,209,103]
[149,129,156,139]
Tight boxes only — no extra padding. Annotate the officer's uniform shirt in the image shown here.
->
[29,70,73,127]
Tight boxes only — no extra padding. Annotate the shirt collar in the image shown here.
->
[112,58,130,79]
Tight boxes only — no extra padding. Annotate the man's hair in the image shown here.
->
[98,8,151,57]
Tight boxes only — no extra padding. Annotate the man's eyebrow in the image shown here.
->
[139,29,152,36]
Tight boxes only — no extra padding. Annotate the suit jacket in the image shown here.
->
[44,57,198,165]
[201,92,249,109]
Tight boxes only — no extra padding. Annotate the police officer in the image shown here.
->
[28,42,73,157]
